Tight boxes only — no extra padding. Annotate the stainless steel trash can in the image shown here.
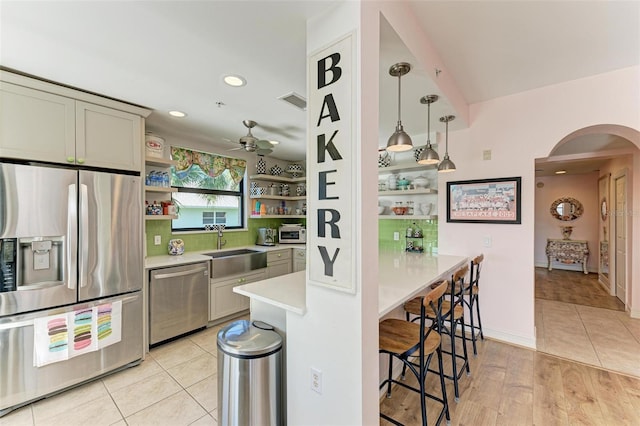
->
[217,320,283,426]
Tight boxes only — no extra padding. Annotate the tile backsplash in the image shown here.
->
[378,218,438,252]
[145,218,306,257]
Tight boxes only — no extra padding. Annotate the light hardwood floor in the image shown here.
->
[379,338,640,425]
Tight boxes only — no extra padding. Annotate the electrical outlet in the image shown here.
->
[154,235,161,246]
[483,149,492,160]
[483,236,492,248]
[311,367,322,394]
[393,232,399,241]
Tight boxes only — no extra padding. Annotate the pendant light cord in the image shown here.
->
[397,75,402,125]
[444,119,449,154]
[426,102,431,145]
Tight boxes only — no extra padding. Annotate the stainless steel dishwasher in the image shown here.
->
[149,262,209,345]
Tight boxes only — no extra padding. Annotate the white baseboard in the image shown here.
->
[483,328,536,350]
[630,308,640,319]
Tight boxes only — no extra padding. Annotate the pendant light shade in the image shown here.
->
[417,94,440,165]
[386,63,413,152]
[437,115,456,173]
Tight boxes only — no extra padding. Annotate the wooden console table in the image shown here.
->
[546,239,589,274]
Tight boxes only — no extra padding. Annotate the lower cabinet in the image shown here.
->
[293,248,306,272]
[209,269,266,321]
[266,249,292,279]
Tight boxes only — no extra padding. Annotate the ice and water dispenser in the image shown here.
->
[0,237,64,292]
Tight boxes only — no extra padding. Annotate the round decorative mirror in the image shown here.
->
[600,197,608,221]
[550,197,583,221]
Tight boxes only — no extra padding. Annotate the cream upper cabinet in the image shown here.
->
[0,71,148,172]
[76,101,142,171]
[0,82,76,163]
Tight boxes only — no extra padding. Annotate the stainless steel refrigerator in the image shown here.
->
[0,162,143,416]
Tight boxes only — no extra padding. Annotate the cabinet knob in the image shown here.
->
[277,254,281,257]
[76,157,85,164]
[66,156,75,163]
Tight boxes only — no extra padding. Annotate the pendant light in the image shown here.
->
[437,115,456,173]
[386,62,413,152]
[417,94,440,165]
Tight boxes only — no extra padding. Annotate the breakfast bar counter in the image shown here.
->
[233,251,468,317]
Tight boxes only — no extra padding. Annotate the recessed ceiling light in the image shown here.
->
[223,74,247,87]
[555,170,567,174]
[269,140,279,145]
[169,110,187,117]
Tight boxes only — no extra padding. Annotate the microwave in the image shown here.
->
[279,224,306,244]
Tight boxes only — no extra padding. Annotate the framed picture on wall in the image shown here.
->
[446,177,522,224]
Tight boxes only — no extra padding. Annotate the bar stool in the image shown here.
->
[379,280,450,426]
[463,254,484,356]
[404,265,471,402]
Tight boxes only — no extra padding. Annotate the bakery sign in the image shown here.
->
[307,32,357,293]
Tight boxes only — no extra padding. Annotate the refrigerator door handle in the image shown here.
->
[67,184,77,290]
[79,184,89,288]
[0,319,34,331]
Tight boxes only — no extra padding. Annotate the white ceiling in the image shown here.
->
[1,1,638,163]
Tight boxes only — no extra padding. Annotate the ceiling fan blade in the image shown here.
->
[256,140,274,149]
[256,148,273,155]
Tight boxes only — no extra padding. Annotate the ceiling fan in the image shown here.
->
[232,119,275,156]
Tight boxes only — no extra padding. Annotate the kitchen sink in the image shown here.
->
[205,249,261,258]
[203,249,267,278]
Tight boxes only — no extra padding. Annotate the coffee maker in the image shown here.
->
[256,228,276,246]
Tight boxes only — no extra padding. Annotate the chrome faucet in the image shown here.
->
[212,224,226,250]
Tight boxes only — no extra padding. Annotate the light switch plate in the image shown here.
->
[154,235,161,245]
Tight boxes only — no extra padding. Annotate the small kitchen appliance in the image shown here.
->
[256,228,276,246]
[278,224,306,244]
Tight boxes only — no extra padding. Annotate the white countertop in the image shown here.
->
[144,244,307,269]
[377,252,468,317]
[231,251,468,318]
[234,271,306,315]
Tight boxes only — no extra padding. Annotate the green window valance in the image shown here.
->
[171,147,247,189]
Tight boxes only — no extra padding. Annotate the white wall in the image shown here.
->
[534,173,599,272]
[439,66,640,346]
[285,2,380,425]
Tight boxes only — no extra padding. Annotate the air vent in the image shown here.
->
[278,91,307,111]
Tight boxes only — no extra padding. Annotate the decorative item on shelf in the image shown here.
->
[413,175,429,188]
[561,225,573,240]
[256,156,267,174]
[269,165,283,176]
[386,62,413,152]
[413,223,423,238]
[419,202,434,216]
[302,203,307,215]
[287,163,304,178]
[378,181,388,191]
[268,184,278,196]
[145,201,162,215]
[296,183,306,196]
[378,148,392,168]
[378,205,385,215]
[406,201,414,215]
[417,94,440,165]
[145,133,165,158]
[167,239,184,256]
[387,174,397,190]
[406,223,413,237]
[280,183,290,196]
[437,115,456,173]
[397,177,410,190]
[250,183,266,197]
[413,147,424,162]
[392,202,407,215]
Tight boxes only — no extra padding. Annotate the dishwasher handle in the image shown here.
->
[153,266,208,280]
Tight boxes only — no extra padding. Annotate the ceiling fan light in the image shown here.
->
[224,74,246,87]
[386,124,413,152]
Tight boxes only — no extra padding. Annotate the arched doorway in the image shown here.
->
[533,124,640,377]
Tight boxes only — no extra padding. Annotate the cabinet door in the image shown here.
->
[76,101,142,171]
[0,82,75,163]
[266,260,292,278]
[209,270,266,320]
[292,248,306,272]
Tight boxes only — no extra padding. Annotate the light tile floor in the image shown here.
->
[536,298,640,378]
[0,321,234,426]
